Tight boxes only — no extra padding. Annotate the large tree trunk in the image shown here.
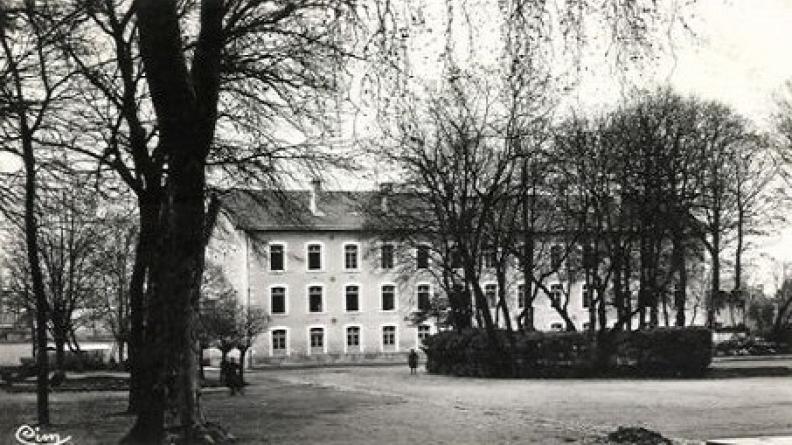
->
[125,146,207,442]
[127,0,223,439]
[54,330,66,372]
[127,195,160,413]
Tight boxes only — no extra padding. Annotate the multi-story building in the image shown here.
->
[210,181,608,365]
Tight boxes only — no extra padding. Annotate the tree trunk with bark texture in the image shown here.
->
[127,196,160,413]
[123,0,223,441]
[54,333,66,372]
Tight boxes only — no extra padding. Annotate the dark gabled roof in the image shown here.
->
[219,188,376,231]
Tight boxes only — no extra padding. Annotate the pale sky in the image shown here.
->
[2,0,792,283]
[625,0,792,127]
[661,1,792,272]
[562,0,792,282]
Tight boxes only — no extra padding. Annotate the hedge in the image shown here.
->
[423,327,712,378]
[612,327,712,377]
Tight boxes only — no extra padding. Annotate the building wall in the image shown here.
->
[208,212,716,365]
[209,218,624,364]
[246,231,439,363]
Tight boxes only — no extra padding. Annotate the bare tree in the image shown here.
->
[3,183,107,372]
[690,101,752,328]
[92,204,138,365]
[234,305,268,384]
[0,1,80,426]
[119,2,360,442]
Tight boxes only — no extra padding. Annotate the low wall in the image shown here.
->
[0,341,116,366]
[0,342,33,366]
[253,351,410,367]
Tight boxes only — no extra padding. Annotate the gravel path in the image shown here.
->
[2,364,790,444]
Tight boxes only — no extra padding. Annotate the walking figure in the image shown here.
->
[408,349,418,375]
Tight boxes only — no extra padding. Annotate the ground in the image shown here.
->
[0,358,790,444]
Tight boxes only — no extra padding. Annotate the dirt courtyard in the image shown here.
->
[269,364,792,442]
[0,363,790,444]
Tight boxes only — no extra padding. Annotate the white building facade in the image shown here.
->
[208,183,622,365]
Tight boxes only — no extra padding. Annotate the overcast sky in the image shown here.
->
[633,0,792,127]
[564,0,792,277]
[2,0,792,276]
[667,0,792,269]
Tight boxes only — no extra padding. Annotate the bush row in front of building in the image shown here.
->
[423,327,712,378]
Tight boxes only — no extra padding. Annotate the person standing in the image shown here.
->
[227,358,243,395]
[408,349,418,375]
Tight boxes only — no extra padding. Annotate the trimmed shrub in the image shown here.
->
[424,327,712,378]
[423,329,511,377]
[424,329,595,378]
[613,327,712,377]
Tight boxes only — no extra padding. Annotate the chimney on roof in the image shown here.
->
[309,178,321,215]
[379,182,393,213]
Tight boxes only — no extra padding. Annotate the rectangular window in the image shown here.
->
[583,245,595,270]
[484,283,497,307]
[517,284,526,309]
[381,285,396,311]
[308,286,323,312]
[483,247,496,268]
[346,326,360,348]
[272,329,287,354]
[582,284,591,309]
[516,242,525,268]
[550,322,564,332]
[550,244,563,270]
[310,327,324,351]
[344,244,359,270]
[271,287,286,314]
[551,284,563,305]
[381,244,394,269]
[345,285,359,312]
[417,284,431,311]
[382,325,396,350]
[416,245,429,269]
[270,244,285,271]
[417,325,431,344]
[307,243,322,270]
